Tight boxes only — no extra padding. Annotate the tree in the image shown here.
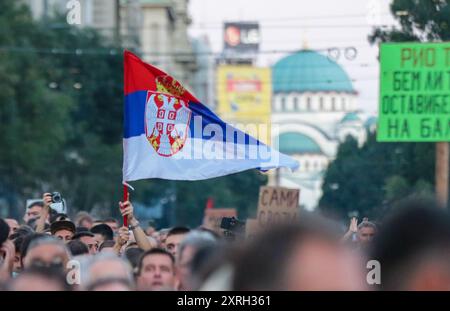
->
[319,0,450,221]
[319,133,436,221]
[0,2,267,225]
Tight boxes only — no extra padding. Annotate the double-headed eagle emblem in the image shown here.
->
[144,76,192,156]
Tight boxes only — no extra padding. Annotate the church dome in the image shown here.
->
[340,112,361,123]
[272,50,355,93]
[278,132,323,155]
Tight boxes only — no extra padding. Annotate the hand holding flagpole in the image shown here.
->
[122,185,129,227]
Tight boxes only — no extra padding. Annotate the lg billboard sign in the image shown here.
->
[224,22,260,53]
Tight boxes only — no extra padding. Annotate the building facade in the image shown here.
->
[270,50,375,211]
[138,0,197,89]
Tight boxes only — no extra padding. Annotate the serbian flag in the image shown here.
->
[123,51,298,182]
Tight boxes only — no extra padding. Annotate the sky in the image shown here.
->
[188,0,399,115]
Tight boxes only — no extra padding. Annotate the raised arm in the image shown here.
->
[119,201,154,251]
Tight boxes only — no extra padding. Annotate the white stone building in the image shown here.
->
[270,50,376,211]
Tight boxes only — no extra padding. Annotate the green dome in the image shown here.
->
[278,132,322,155]
[364,116,377,127]
[341,112,361,123]
[272,50,355,93]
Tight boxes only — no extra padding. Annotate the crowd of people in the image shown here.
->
[1,193,450,291]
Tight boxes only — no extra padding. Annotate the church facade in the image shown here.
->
[270,50,376,211]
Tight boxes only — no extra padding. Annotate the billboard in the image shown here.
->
[378,42,450,142]
[216,65,272,143]
[223,22,260,54]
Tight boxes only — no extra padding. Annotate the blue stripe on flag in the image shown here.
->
[124,90,262,146]
[124,91,147,138]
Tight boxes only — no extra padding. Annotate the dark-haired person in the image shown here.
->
[10,226,33,276]
[124,247,144,275]
[91,223,114,246]
[136,248,177,291]
[0,218,15,283]
[5,218,19,237]
[232,216,365,291]
[165,227,190,258]
[50,220,76,243]
[72,231,98,255]
[371,197,450,290]
[99,240,116,252]
[23,201,44,224]
[103,217,119,233]
[67,239,89,256]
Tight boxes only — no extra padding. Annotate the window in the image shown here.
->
[306,97,312,110]
[331,97,336,111]
[280,97,286,111]
[304,161,309,171]
[342,97,346,110]
[293,97,299,111]
[319,97,324,110]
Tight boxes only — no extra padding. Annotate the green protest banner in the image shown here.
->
[378,42,450,142]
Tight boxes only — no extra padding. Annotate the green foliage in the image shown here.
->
[319,133,436,220]
[319,0,450,221]
[0,2,267,224]
[369,0,450,43]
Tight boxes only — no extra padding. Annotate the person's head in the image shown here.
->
[90,224,114,245]
[72,231,98,255]
[21,234,70,272]
[165,227,190,258]
[50,220,76,243]
[75,211,94,229]
[177,230,217,290]
[233,216,365,291]
[136,248,176,291]
[0,218,9,247]
[103,217,119,233]
[371,197,450,290]
[98,240,116,252]
[357,221,377,247]
[124,247,144,275]
[23,201,44,223]
[7,266,71,291]
[5,218,19,237]
[67,239,89,256]
[10,225,34,272]
[80,252,135,291]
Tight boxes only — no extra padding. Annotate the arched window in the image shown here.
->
[331,97,336,111]
[341,97,346,110]
[293,97,299,111]
[319,97,324,110]
[306,97,312,110]
[304,161,309,171]
[280,97,286,111]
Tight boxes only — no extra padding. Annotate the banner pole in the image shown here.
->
[123,184,129,227]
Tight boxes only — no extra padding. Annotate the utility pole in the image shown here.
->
[436,142,449,208]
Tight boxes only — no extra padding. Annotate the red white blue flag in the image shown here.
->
[123,50,298,182]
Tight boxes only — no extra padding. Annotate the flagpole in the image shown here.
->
[122,184,129,227]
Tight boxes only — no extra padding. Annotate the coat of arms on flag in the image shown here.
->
[123,50,299,182]
[145,91,191,157]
